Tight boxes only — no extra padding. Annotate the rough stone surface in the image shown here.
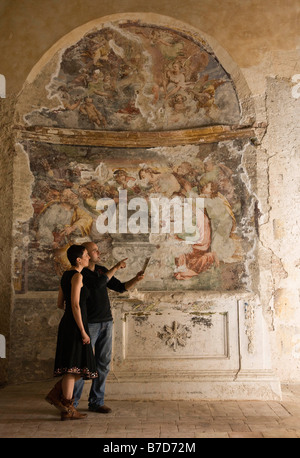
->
[0,3,299,392]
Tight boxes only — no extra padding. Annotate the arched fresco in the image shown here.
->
[24,21,240,131]
[15,15,256,292]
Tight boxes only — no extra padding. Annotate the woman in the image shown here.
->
[46,244,98,420]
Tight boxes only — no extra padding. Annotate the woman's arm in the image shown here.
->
[57,286,65,310]
[71,273,90,345]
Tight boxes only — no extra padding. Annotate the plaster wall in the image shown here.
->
[0,0,299,388]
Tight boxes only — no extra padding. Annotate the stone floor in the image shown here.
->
[1,380,300,438]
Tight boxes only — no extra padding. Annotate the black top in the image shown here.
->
[82,265,126,323]
[60,270,89,325]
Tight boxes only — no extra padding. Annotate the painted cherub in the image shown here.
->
[79,96,107,127]
[164,61,187,100]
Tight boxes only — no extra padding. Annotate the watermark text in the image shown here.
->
[0,334,6,358]
[0,74,6,98]
[292,74,300,99]
[96,190,204,242]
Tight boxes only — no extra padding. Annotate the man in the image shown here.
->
[73,241,144,413]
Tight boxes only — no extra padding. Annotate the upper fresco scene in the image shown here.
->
[24,21,241,131]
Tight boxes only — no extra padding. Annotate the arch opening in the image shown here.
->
[9,15,282,405]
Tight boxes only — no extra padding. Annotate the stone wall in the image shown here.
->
[0,96,15,385]
[0,1,299,389]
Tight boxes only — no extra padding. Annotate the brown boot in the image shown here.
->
[60,396,87,421]
[45,379,68,412]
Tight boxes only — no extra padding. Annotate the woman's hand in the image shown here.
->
[81,331,90,345]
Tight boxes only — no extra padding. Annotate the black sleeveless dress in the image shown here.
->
[53,270,98,380]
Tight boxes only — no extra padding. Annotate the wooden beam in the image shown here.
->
[15,125,255,148]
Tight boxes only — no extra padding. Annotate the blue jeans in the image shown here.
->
[73,320,113,409]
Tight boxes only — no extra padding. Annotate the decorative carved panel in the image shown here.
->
[111,295,240,373]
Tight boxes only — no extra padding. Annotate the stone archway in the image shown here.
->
[10,13,281,400]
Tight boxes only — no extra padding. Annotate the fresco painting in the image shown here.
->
[19,20,252,292]
[25,141,252,291]
[24,21,241,131]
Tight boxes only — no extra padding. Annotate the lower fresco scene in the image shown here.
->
[23,139,255,291]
